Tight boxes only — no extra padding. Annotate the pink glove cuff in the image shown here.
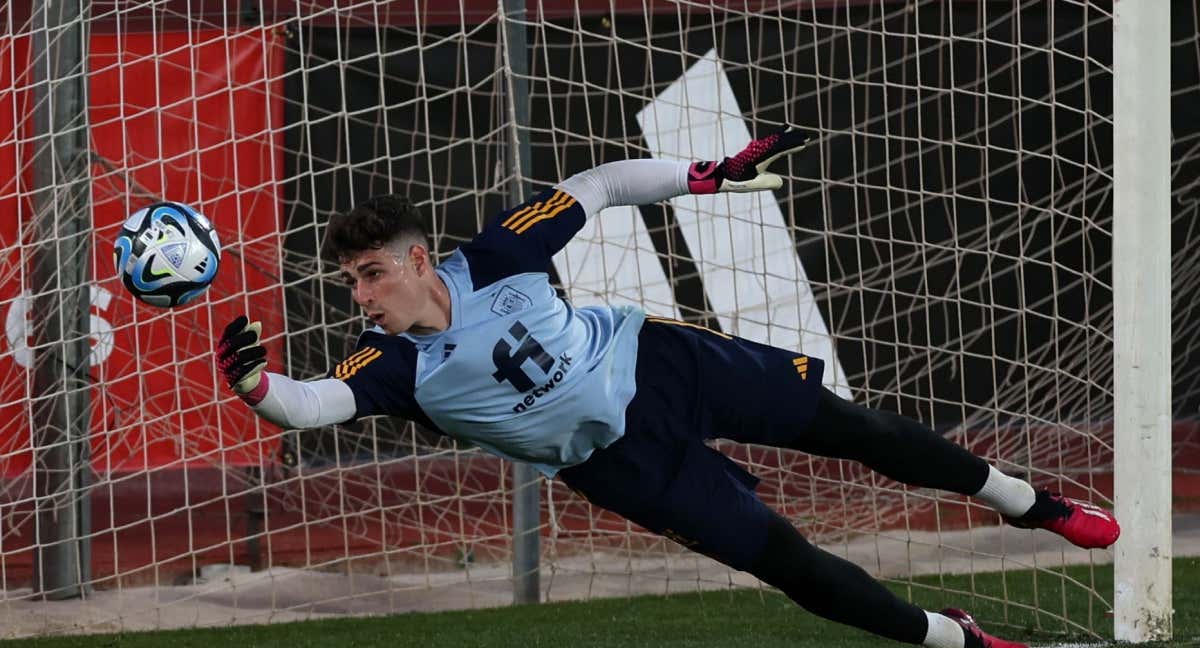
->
[687,161,722,194]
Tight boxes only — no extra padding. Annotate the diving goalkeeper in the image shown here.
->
[217,127,1119,648]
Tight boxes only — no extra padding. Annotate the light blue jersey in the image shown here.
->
[330,188,645,476]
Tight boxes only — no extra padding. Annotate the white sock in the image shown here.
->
[923,610,966,648]
[973,465,1036,517]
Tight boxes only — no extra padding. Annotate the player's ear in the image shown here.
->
[409,242,434,275]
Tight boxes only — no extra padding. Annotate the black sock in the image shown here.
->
[1016,489,1071,522]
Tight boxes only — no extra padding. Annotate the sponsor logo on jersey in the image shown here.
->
[511,352,574,413]
[491,321,554,392]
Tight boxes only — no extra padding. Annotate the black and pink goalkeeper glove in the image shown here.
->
[217,315,269,404]
[687,125,810,194]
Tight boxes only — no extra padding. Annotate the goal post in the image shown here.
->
[28,0,92,600]
[1113,0,1173,641]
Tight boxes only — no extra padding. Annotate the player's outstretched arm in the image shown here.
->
[555,125,810,217]
[217,315,356,428]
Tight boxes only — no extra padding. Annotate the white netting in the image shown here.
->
[0,0,1195,640]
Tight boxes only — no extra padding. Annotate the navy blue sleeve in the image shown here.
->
[458,187,586,290]
[328,332,441,432]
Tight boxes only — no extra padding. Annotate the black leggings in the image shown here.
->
[795,387,990,495]
[749,512,930,643]
[740,387,992,642]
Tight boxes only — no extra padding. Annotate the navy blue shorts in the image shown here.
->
[558,317,825,571]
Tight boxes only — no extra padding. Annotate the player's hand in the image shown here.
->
[687,125,810,194]
[217,315,268,396]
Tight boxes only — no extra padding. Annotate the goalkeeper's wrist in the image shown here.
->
[686,160,723,194]
[234,371,269,406]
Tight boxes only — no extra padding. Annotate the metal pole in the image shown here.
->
[29,0,93,600]
[1113,0,1172,641]
[500,0,540,606]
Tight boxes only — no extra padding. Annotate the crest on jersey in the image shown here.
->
[490,285,531,316]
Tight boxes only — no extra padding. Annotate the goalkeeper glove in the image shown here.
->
[217,315,268,403]
[687,125,810,194]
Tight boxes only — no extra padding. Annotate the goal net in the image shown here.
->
[0,0,1195,640]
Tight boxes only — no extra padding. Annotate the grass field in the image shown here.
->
[6,559,1198,648]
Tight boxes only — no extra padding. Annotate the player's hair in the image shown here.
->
[322,194,430,263]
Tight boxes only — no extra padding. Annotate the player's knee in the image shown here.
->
[749,514,821,590]
[803,389,893,460]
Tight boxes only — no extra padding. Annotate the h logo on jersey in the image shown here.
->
[492,321,553,392]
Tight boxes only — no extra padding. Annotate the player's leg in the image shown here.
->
[799,386,1005,502]
[566,319,1030,646]
[650,317,1002,501]
[752,511,1027,648]
[654,316,1120,551]
[797,387,1119,549]
[559,434,1027,648]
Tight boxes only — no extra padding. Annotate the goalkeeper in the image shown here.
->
[218,128,1119,648]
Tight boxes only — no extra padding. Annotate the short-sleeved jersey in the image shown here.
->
[331,188,645,476]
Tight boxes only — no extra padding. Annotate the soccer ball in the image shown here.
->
[113,201,221,307]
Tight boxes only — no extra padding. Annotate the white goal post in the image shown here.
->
[0,0,1192,641]
[1113,0,1172,641]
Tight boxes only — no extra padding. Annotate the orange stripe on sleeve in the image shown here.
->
[504,191,571,232]
[335,347,382,380]
[512,196,577,234]
[501,191,561,230]
[500,204,538,230]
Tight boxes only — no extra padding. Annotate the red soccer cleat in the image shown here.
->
[1005,489,1121,549]
[941,608,1029,648]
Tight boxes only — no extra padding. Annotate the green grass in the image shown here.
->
[7,559,1199,648]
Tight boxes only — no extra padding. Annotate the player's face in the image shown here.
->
[339,245,428,335]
